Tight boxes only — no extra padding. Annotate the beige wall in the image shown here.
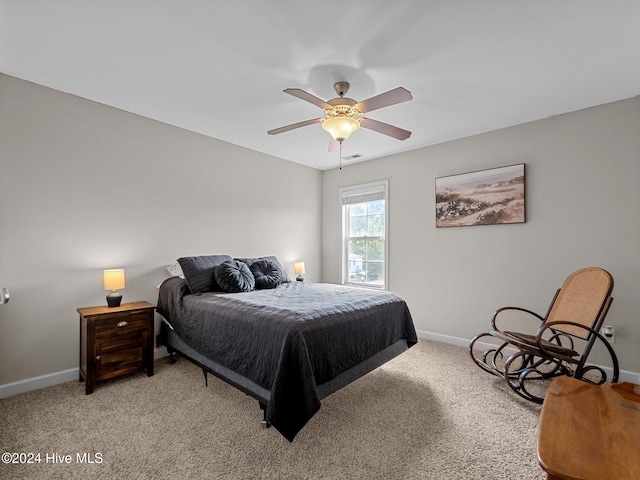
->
[0,74,322,386]
[322,96,640,378]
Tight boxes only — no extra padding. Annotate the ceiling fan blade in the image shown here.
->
[328,137,340,152]
[355,87,412,113]
[360,117,412,140]
[267,118,323,135]
[284,88,333,110]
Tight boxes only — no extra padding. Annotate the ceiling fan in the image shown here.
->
[268,81,413,151]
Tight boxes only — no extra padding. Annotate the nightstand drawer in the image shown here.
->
[97,330,146,353]
[95,311,149,337]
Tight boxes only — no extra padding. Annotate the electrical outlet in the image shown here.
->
[602,325,615,344]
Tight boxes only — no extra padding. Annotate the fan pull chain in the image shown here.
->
[339,140,343,170]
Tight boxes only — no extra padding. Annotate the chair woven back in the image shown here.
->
[546,267,614,339]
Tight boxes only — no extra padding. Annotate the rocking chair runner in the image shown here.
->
[469,267,619,404]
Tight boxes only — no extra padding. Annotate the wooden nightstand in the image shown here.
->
[78,301,155,394]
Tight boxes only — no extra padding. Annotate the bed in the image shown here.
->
[156,255,417,441]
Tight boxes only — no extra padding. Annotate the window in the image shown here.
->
[339,180,388,289]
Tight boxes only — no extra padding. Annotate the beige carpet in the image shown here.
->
[0,340,545,479]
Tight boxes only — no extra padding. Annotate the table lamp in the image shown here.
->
[294,262,305,282]
[104,269,125,307]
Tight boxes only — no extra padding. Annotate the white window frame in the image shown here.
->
[339,180,389,290]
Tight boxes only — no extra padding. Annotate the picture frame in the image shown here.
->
[435,163,525,228]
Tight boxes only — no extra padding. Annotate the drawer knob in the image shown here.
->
[117,321,128,328]
[95,355,101,361]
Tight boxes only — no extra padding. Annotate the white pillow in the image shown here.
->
[167,262,185,279]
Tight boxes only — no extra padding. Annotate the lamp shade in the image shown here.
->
[294,262,305,275]
[322,116,360,141]
[103,269,125,291]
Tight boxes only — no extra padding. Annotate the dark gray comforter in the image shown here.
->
[157,277,417,441]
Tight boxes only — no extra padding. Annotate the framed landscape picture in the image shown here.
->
[435,163,525,228]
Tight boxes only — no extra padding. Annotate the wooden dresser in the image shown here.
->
[78,301,155,394]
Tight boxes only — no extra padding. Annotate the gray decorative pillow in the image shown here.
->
[250,259,283,289]
[235,256,292,283]
[215,260,255,293]
[177,255,233,294]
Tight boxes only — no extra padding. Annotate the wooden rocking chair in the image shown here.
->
[469,267,618,404]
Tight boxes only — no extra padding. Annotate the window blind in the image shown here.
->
[340,185,386,205]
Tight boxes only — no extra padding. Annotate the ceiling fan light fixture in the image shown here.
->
[322,116,361,142]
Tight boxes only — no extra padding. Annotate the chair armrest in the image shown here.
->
[491,306,545,332]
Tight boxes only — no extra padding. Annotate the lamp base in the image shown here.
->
[296,275,304,282]
[106,291,122,307]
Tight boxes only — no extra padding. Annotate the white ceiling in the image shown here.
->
[2,1,640,170]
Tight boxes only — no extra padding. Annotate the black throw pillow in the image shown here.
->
[214,260,255,293]
[234,256,292,282]
[177,254,233,294]
[250,259,283,289]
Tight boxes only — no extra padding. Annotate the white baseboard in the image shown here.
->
[154,345,169,359]
[1,334,637,399]
[0,347,171,399]
[416,329,473,349]
[417,329,640,384]
[0,368,79,399]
